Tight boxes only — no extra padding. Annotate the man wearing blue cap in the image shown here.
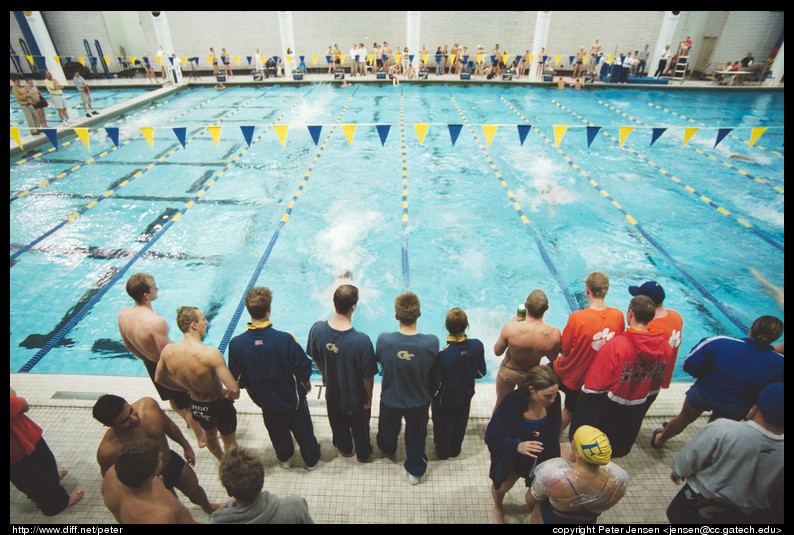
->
[667,383,783,524]
[628,281,683,390]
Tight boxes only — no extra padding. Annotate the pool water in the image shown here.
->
[10,84,784,383]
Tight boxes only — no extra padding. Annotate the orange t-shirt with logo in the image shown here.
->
[553,307,625,391]
[648,309,683,389]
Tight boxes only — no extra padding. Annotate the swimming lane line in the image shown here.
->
[552,99,783,252]
[447,85,579,314]
[11,94,224,202]
[10,94,265,265]
[399,86,410,290]
[495,95,749,335]
[17,89,304,372]
[598,99,783,194]
[217,86,360,355]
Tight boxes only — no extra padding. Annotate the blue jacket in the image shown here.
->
[485,387,561,490]
[433,337,486,408]
[228,322,312,411]
[683,336,784,413]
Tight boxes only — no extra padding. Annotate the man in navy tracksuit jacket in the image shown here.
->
[228,287,320,469]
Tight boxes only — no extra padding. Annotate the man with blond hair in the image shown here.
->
[494,289,561,410]
[553,272,625,434]
[157,306,239,461]
[376,292,439,485]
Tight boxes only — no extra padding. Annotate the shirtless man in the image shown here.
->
[493,290,561,410]
[101,439,195,524]
[93,394,221,514]
[156,306,240,461]
[587,38,602,75]
[573,46,585,79]
[118,273,206,447]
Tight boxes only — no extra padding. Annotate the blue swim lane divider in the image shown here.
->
[10,92,264,266]
[399,86,410,290]
[495,94,749,335]
[17,89,303,372]
[218,86,361,355]
[551,99,784,255]
[446,85,579,314]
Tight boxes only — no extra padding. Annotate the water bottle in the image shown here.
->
[516,304,527,321]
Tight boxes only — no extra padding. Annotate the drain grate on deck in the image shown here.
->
[51,391,104,401]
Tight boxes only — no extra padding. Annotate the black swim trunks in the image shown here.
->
[162,450,186,490]
[189,397,237,436]
[142,359,191,410]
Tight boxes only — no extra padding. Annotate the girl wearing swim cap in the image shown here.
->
[527,425,629,524]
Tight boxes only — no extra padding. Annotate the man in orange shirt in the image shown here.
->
[628,281,683,389]
[553,272,625,435]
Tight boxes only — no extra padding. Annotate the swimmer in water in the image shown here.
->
[749,267,783,310]
[730,154,750,160]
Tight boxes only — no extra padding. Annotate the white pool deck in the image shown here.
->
[10,371,704,525]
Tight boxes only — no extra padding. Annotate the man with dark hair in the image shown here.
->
[101,439,195,524]
[156,307,240,461]
[628,280,683,389]
[306,284,378,461]
[118,273,204,447]
[651,315,784,448]
[376,292,439,485]
[228,287,320,470]
[493,289,561,410]
[92,394,219,514]
[667,383,783,524]
[571,295,672,457]
[211,446,313,524]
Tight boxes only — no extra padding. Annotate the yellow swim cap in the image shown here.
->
[573,425,612,465]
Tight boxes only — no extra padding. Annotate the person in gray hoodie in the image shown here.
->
[210,446,313,524]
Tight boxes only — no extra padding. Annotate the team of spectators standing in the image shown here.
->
[11,269,783,524]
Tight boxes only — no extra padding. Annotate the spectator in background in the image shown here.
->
[11,76,42,135]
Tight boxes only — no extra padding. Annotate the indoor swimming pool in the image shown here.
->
[9,84,784,382]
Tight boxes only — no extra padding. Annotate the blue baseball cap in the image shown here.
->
[757,383,783,426]
[628,281,665,304]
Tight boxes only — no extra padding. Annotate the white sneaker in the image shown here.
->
[407,472,420,485]
[279,456,292,469]
[305,463,318,471]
